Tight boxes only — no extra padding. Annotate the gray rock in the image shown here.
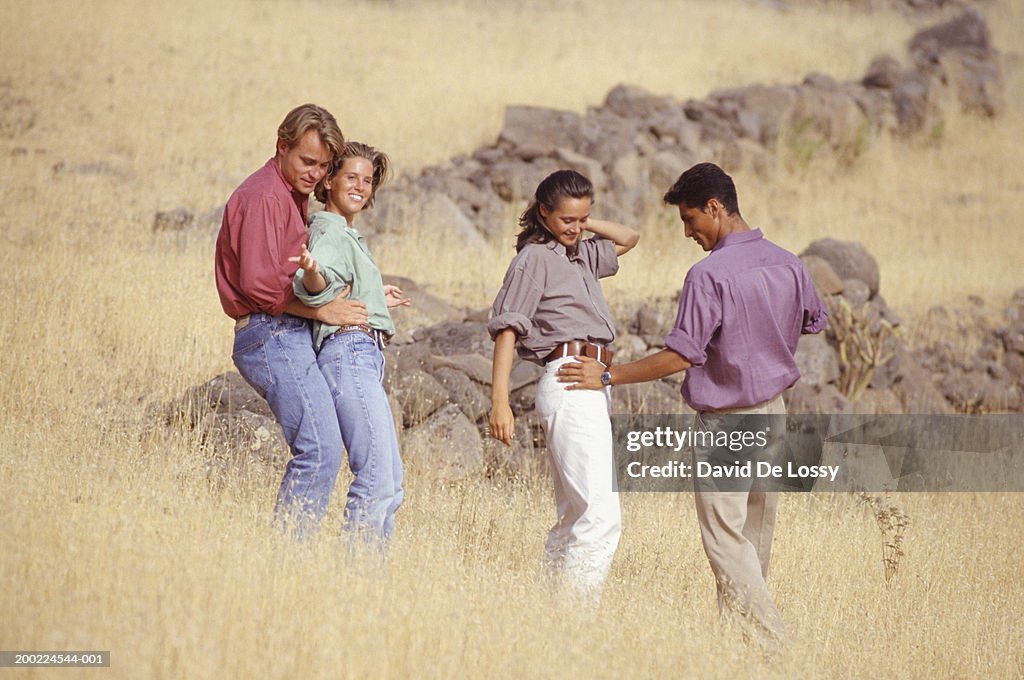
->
[430,353,494,385]
[509,383,537,417]
[613,333,650,364]
[892,72,936,132]
[200,410,287,469]
[604,83,675,120]
[483,411,548,478]
[554,147,606,190]
[785,382,850,415]
[432,367,491,423]
[648,149,697,193]
[488,157,561,202]
[499,106,590,156]
[841,279,872,308]
[153,207,195,232]
[414,321,491,356]
[794,334,840,387]
[402,404,483,479]
[909,8,992,66]
[171,370,274,422]
[851,387,903,414]
[801,254,844,296]
[802,239,881,298]
[862,55,904,89]
[940,369,1021,413]
[510,360,544,391]
[389,367,449,427]
[385,284,463,340]
[890,355,954,414]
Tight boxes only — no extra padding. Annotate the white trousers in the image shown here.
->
[535,357,622,595]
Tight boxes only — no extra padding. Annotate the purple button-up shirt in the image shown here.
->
[665,229,828,411]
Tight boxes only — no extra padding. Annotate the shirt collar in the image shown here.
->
[711,228,763,253]
[545,239,581,261]
[311,210,352,230]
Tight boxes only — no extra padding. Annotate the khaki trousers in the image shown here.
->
[693,394,787,643]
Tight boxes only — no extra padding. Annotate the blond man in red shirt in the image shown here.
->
[215,104,368,536]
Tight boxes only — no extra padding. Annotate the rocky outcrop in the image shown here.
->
[349,9,1002,243]
[152,10,1004,247]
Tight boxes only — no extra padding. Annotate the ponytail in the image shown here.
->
[514,170,594,253]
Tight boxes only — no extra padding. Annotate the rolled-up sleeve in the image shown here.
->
[488,264,543,340]
[800,268,829,334]
[293,227,353,308]
[664,276,721,367]
[236,196,295,315]
[578,236,619,279]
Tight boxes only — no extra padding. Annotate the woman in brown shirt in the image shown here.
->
[488,169,639,599]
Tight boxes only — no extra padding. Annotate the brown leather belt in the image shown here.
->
[545,341,613,366]
[333,324,389,348]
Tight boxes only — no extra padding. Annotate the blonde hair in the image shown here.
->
[276,104,344,158]
[314,141,392,208]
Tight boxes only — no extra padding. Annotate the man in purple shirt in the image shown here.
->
[558,162,827,647]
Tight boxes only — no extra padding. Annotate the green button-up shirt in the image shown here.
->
[293,210,395,350]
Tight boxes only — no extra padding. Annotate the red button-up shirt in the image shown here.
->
[215,158,310,318]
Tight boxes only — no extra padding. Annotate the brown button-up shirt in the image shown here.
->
[488,237,619,364]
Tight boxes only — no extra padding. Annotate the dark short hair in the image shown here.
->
[663,162,741,216]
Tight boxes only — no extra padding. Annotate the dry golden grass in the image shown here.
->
[2,0,1024,677]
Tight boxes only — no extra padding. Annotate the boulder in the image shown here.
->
[382,277,463,340]
[841,278,872,307]
[499,106,591,157]
[389,367,449,427]
[862,55,904,90]
[554,148,606,190]
[171,370,274,422]
[802,239,881,298]
[414,321,491,356]
[488,157,561,201]
[909,9,993,66]
[939,369,1021,413]
[890,354,954,414]
[482,411,548,478]
[402,404,484,479]
[432,367,491,423]
[794,333,840,388]
[152,207,195,232]
[604,83,675,120]
[785,382,850,415]
[801,255,844,296]
[851,387,903,414]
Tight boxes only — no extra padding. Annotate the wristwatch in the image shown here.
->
[600,370,612,387]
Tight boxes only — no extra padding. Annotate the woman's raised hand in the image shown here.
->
[383,284,412,309]
[288,243,320,276]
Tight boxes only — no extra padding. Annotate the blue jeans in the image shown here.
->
[231,313,344,537]
[317,330,403,540]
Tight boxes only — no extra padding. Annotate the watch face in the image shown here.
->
[601,371,612,386]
